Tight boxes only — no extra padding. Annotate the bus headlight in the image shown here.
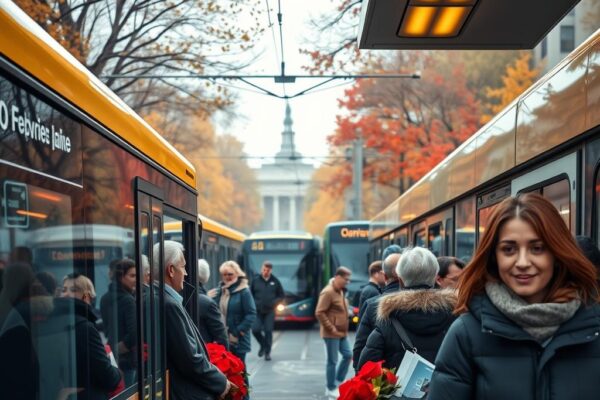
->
[298,303,309,311]
[276,304,286,313]
[352,316,360,324]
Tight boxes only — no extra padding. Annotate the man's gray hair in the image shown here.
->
[197,259,210,284]
[152,240,185,272]
[396,247,439,288]
[383,253,402,278]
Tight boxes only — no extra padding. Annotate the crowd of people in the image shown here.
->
[317,193,600,399]
[0,237,286,400]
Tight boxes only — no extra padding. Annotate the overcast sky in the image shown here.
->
[213,0,352,168]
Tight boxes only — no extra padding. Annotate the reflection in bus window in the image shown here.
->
[456,197,476,263]
[414,228,426,248]
[542,179,570,229]
[428,223,442,256]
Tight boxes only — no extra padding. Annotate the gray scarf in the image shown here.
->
[485,282,581,343]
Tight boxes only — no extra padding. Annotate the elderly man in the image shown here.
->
[353,245,402,372]
[155,241,234,400]
[315,266,353,398]
[358,247,457,370]
[197,259,228,348]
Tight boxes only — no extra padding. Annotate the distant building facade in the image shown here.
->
[533,0,597,74]
[255,102,314,231]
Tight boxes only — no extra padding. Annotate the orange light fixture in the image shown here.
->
[398,0,477,38]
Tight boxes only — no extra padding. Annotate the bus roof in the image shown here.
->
[324,221,370,229]
[0,3,196,188]
[200,214,246,243]
[247,231,314,240]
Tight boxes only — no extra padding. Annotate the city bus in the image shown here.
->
[240,232,321,324]
[370,29,600,267]
[323,221,370,324]
[0,2,202,399]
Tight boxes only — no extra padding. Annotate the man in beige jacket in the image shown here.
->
[315,266,352,398]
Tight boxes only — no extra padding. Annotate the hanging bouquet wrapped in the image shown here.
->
[338,361,400,400]
[206,343,248,400]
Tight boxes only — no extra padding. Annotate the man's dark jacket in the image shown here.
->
[358,282,382,313]
[197,283,228,349]
[353,280,400,371]
[358,288,457,371]
[250,274,284,314]
[164,286,227,400]
[429,294,600,400]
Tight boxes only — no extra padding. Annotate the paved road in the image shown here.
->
[246,327,355,400]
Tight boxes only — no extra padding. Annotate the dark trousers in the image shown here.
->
[252,311,275,355]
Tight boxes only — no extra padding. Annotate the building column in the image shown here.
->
[273,195,280,230]
[289,196,296,231]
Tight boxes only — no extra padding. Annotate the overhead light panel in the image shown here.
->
[398,0,477,38]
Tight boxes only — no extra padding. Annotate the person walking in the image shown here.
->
[358,247,456,370]
[357,260,384,312]
[156,241,235,400]
[429,193,600,400]
[251,261,284,361]
[196,259,228,348]
[315,266,352,398]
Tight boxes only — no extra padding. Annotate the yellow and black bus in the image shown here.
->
[370,29,600,264]
[241,232,321,324]
[0,2,203,399]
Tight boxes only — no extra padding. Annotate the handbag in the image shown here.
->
[390,319,434,400]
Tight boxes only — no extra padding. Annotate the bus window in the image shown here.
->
[541,179,570,229]
[456,196,476,262]
[428,223,443,256]
[395,228,408,249]
[445,218,453,257]
[596,170,600,242]
[477,186,511,244]
[414,228,426,248]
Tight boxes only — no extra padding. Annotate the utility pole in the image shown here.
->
[353,133,363,220]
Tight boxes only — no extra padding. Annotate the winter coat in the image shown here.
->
[353,280,401,370]
[357,288,457,371]
[358,282,382,313]
[215,278,257,354]
[315,283,349,338]
[37,297,121,400]
[197,284,228,349]
[429,293,600,400]
[165,286,228,400]
[100,282,137,369]
[250,274,284,314]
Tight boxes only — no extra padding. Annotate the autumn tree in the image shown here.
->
[481,51,539,122]
[15,0,263,114]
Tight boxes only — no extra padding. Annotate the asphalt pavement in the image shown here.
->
[246,327,356,400]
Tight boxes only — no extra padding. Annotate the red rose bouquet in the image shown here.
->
[206,343,248,400]
[338,361,400,400]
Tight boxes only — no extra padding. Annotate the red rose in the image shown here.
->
[384,369,398,385]
[339,377,376,400]
[357,360,384,381]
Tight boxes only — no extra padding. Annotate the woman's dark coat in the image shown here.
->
[197,283,228,349]
[38,297,121,400]
[214,278,257,354]
[429,294,600,400]
[100,282,137,369]
[358,288,457,371]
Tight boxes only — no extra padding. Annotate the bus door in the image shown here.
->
[134,178,165,400]
[511,152,578,233]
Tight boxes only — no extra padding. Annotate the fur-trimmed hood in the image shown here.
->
[377,288,457,321]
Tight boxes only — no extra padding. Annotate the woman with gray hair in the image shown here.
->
[357,247,457,370]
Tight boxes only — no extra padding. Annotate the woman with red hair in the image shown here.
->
[428,193,599,400]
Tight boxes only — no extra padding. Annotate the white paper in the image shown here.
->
[393,350,435,399]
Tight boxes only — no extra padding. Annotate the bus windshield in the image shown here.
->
[330,242,370,282]
[247,252,313,300]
